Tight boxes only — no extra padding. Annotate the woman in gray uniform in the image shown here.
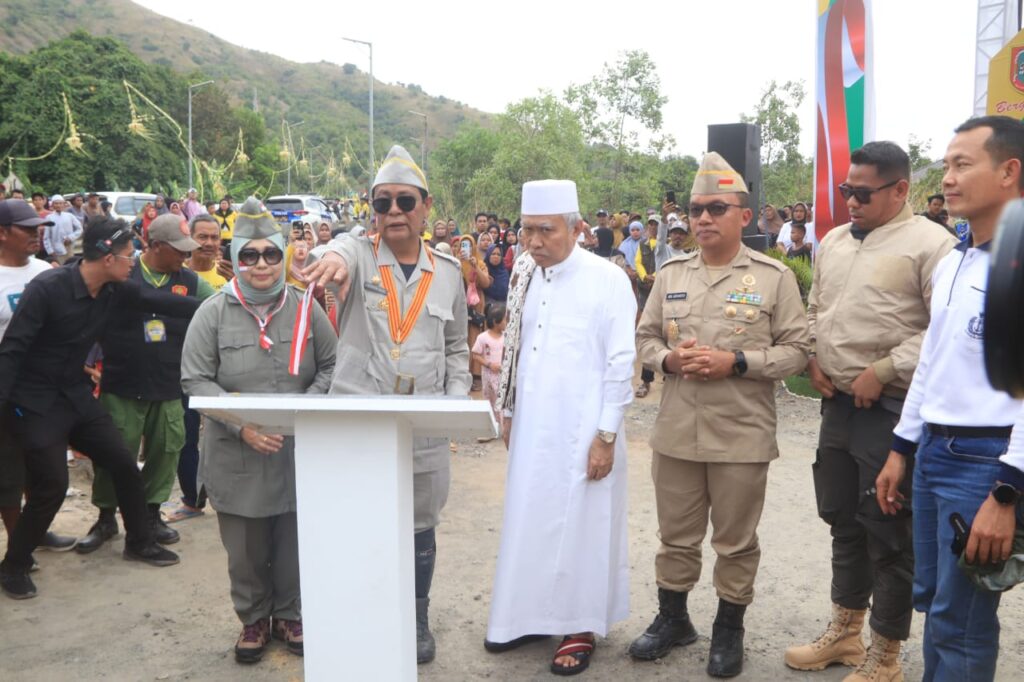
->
[181,197,337,664]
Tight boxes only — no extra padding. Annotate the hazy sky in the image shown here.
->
[137,0,978,161]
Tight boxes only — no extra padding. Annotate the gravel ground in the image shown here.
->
[1,378,1020,681]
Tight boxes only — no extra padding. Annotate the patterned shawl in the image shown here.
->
[496,252,538,413]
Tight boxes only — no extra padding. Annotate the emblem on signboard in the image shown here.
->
[1012,47,1024,93]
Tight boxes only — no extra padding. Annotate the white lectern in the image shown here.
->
[189,394,497,682]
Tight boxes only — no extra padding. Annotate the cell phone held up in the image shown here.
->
[665,191,677,206]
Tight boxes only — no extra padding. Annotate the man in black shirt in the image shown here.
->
[0,219,197,599]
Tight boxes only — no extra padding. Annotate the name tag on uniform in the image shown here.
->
[666,292,688,301]
[725,291,763,306]
[363,282,387,295]
[144,319,167,343]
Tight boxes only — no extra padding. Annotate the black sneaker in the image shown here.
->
[123,542,180,567]
[39,531,78,552]
[0,566,37,600]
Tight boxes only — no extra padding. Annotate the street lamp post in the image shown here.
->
[409,110,427,170]
[188,79,214,192]
[342,37,374,178]
[284,120,304,194]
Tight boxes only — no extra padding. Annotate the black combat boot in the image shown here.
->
[75,508,119,554]
[628,588,699,660]
[148,504,179,545]
[707,599,746,678]
[415,529,437,664]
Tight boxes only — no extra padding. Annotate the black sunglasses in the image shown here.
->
[838,179,900,204]
[237,247,284,267]
[688,202,743,219]
[372,195,418,214]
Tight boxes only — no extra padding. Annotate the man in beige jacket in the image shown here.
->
[632,152,810,678]
[784,141,955,681]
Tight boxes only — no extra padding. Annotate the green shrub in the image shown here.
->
[764,248,813,301]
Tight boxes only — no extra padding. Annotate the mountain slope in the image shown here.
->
[0,0,491,171]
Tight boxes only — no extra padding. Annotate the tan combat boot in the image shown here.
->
[843,629,903,682]
[784,603,867,670]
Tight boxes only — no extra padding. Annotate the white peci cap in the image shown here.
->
[520,179,579,216]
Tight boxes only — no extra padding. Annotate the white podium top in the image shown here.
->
[189,393,497,439]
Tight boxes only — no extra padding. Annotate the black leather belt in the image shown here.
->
[926,423,1013,439]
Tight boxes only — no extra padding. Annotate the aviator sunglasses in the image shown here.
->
[237,247,284,266]
[372,195,419,214]
[688,202,744,219]
[837,179,900,204]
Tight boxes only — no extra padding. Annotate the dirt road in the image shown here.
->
[2,385,1021,681]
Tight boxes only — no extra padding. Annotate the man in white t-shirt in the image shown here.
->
[0,199,78,566]
[0,201,52,338]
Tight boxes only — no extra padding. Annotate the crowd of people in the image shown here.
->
[0,115,1022,682]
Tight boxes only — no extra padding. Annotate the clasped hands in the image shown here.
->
[664,338,735,382]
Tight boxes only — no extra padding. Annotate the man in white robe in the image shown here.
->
[486,179,636,675]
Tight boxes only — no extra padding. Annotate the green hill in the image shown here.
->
[0,0,492,191]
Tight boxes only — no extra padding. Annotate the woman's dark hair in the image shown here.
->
[485,302,507,329]
[82,217,133,261]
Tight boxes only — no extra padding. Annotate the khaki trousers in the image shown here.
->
[653,452,769,605]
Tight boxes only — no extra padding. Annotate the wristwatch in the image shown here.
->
[597,430,617,444]
[732,351,748,376]
[991,481,1022,506]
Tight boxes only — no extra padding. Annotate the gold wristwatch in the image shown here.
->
[597,430,617,444]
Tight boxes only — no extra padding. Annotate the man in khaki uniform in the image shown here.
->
[631,152,810,678]
[306,145,470,665]
[784,142,955,682]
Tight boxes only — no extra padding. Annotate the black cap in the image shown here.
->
[0,199,54,227]
[595,209,608,216]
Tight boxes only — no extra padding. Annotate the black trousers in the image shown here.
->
[176,397,206,509]
[2,397,152,571]
[813,393,914,640]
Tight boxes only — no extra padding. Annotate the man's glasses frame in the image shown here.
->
[372,195,419,214]
[837,179,901,205]
[687,202,744,219]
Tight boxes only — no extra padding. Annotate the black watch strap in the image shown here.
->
[733,351,748,376]
[991,481,1022,505]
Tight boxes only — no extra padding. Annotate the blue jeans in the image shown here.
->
[912,430,1008,682]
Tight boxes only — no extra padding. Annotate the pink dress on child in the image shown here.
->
[472,331,505,428]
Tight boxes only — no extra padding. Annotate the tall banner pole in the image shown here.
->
[814,0,874,242]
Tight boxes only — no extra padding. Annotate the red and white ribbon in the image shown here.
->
[230,278,288,352]
[288,285,316,376]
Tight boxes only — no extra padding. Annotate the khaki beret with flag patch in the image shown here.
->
[691,151,749,196]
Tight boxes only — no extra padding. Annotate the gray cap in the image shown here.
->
[0,199,53,227]
[233,196,282,241]
[148,214,200,251]
[372,145,428,193]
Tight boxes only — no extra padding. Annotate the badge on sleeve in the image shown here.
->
[144,319,167,343]
[666,292,688,301]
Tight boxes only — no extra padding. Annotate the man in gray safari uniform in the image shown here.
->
[308,145,470,664]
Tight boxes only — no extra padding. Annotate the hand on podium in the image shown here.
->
[241,426,285,455]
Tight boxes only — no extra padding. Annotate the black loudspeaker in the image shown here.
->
[708,123,762,235]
